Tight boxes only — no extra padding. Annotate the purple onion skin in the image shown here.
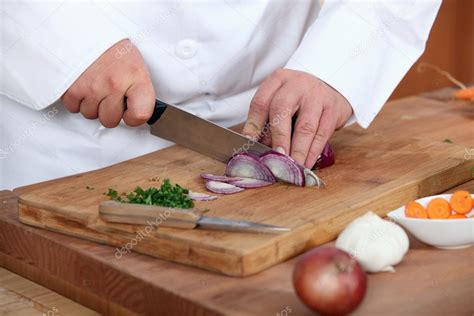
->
[259,151,306,186]
[205,180,245,194]
[314,143,335,169]
[225,153,276,183]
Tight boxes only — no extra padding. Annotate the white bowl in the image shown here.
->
[387,194,474,249]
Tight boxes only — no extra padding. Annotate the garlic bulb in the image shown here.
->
[335,211,409,273]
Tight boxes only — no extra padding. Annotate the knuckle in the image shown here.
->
[64,103,79,113]
[271,128,286,139]
[273,68,288,79]
[250,96,268,112]
[292,148,307,158]
[129,63,145,76]
[242,121,260,135]
[64,87,81,101]
[297,121,317,136]
[87,82,101,96]
[271,96,291,110]
[106,76,122,93]
[313,131,328,144]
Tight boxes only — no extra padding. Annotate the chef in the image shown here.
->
[0,1,441,189]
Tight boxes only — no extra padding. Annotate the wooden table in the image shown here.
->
[1,87,473,315]
[0,268,98,316]
[1,184,473,315]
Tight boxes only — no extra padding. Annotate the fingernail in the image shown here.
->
[275,146,286,155]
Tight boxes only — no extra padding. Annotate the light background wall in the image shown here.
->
[391,0,474,99]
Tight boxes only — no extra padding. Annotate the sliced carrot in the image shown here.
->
[453,86,474,101]
[427,198,451,219]
[450,190,472,215]
[448,214,467,219]
[405,201,428,218]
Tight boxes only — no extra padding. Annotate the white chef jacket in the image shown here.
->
[0,0,441,189]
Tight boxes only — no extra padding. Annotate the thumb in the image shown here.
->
[123,80,156,126]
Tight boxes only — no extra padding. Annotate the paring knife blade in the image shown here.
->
[147,100,271,162]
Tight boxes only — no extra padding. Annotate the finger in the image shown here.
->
[79,96,102,119]
[123,80,156,126]
[98,93,126,128]
[61,88,83,113]
[242,76,283,139]
[305,108,337,168]
[268,83,300,154]
[290,98,323,165]
[260,123,272,146]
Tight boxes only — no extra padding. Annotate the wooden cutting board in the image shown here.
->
[16,98,474,277]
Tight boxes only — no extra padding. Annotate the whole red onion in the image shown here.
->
[314,143,335,169]
[293,247,367,316]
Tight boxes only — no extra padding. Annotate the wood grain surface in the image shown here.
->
[1,182,473,315]
[15,93,474,276]
[0,268,98,316]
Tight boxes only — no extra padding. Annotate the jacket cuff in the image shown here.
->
[285,1,440,128]
[1,2,128,110]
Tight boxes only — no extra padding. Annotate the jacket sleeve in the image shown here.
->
[0,1,128,110]
[285,0,441,128]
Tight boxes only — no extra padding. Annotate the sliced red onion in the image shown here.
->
[200,173,244,183]
[205,180,245,194]
[304,168,325,188]
[225,153,276,183]
[187,190,218,201]
[229,178,273,188]
[259,151,305,186]
[314,143,335,169]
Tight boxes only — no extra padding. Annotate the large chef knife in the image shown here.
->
[99,201,290,234]
[146,100,271,162]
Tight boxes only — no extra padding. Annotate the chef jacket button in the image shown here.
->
[175,39,198,59]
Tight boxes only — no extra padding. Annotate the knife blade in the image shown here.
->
[147,99,271,162]
[99,201,290,234]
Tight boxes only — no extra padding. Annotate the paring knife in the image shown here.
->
[99,201,290,234]
[146,99,271,162]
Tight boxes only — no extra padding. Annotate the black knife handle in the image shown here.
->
[147,99,168,125]
[123,97,168,125]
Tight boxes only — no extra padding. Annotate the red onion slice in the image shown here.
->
[225,153,276,183]
[314,143,335,169]
[304,168,325,188]
[229,178,273,188]
[200,173,244,183]
[259,151,306,186]
[187,190,218,201]
[205,180,245,194]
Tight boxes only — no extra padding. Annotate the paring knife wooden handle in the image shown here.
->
[99,201,200,229]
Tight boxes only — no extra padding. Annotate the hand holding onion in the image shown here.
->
[242,69,352,168]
